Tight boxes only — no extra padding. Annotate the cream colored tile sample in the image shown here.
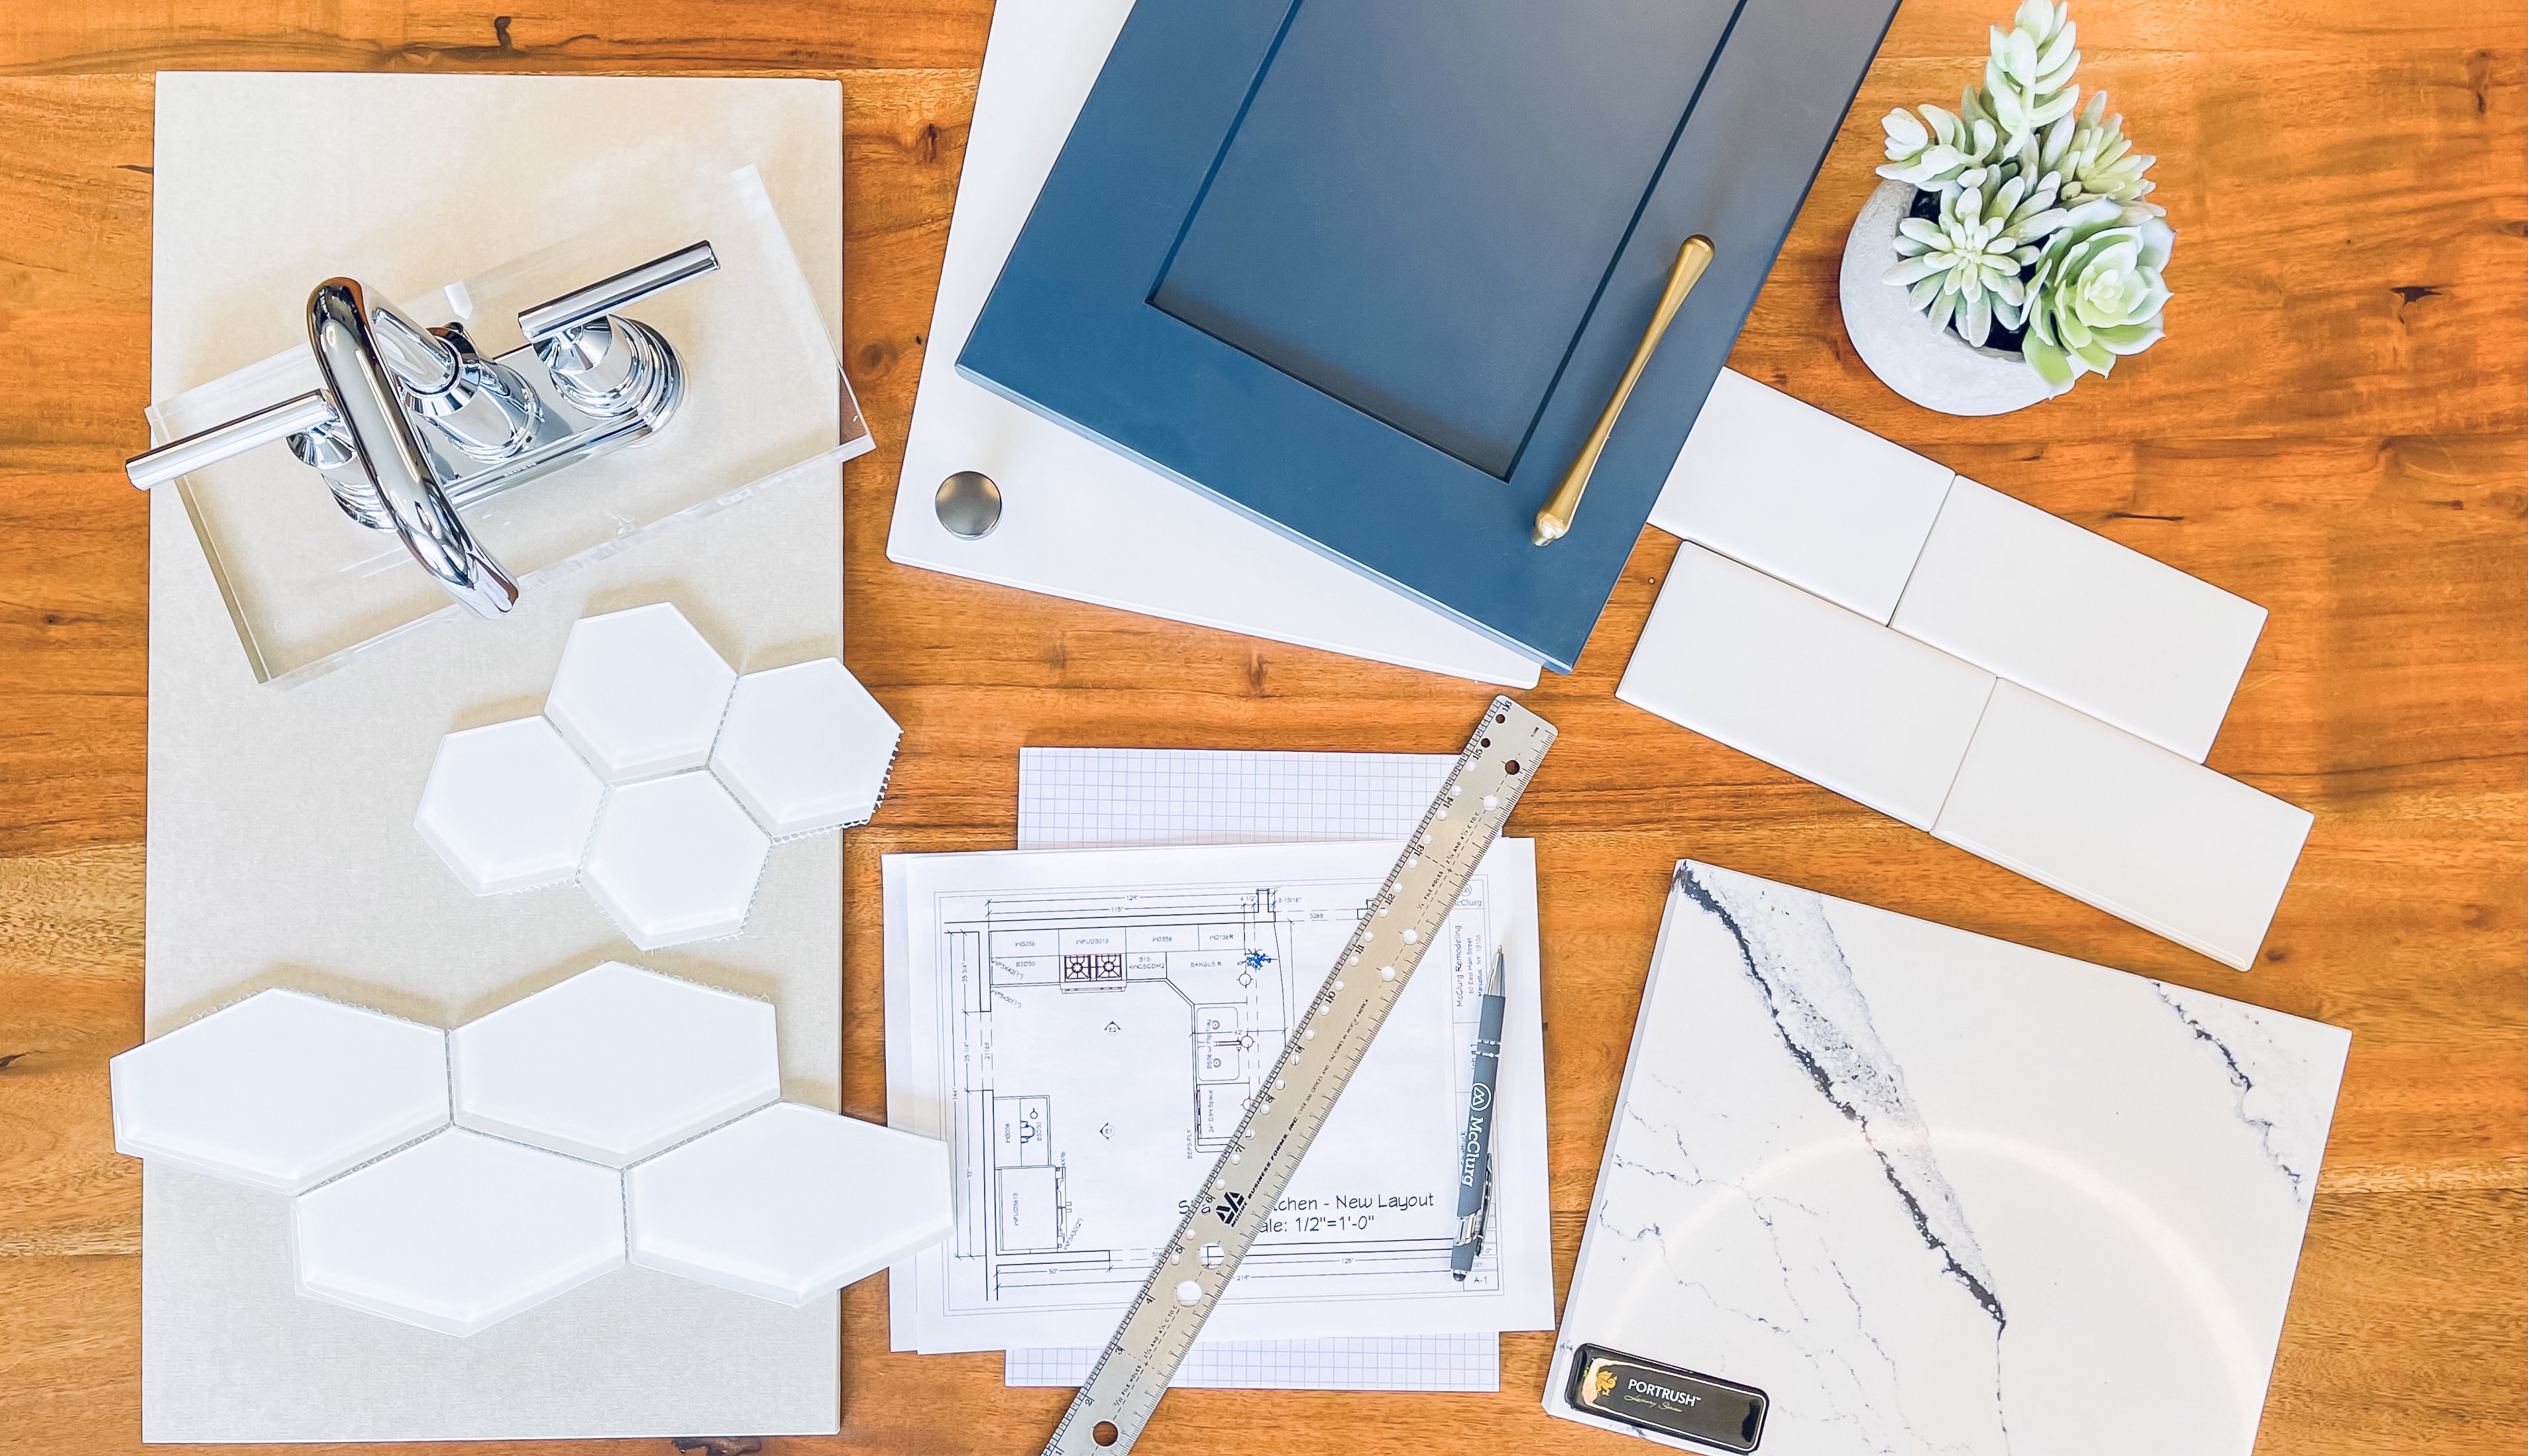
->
[1649,368,1956,622]
[145,72,846,1441]
[1618,544,1996,830]
[1934,682,2313,970]
[1893,478,2267,762]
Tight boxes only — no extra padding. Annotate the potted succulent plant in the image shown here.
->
[1837,0,2173,415]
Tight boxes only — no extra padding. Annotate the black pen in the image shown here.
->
[1449,948,1507,1280]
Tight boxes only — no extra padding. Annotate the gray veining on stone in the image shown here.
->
[1547,861,2352,1456]
[1592,1074,1925,1449]
[1676,863,2006,1327]
[2150,980,2343,1204]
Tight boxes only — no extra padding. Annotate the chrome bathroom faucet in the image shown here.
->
[127,241,720,619]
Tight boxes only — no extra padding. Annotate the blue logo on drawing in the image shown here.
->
[1241,949,1274,970]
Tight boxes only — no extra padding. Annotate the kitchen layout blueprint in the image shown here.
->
[884,839,1553,1351]
[943,873,1492,1312]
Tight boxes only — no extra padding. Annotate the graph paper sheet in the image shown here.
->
[1001,748,1497,1392]
[1015,748,1457,848]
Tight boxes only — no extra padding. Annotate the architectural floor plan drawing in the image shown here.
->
[1000,746,1500,1394]
[884,839,1553,1352]
[947,874,1488,1312]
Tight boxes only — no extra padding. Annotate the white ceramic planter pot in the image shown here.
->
[1838,178,2061,417]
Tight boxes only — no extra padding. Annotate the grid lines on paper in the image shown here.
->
[1016,748,1456,849]
[1008,747,1500,1394]
[1003,1335,1500,1392]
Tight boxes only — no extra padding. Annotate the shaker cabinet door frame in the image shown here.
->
[961,0,1902,672]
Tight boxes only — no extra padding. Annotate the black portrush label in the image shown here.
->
[1568,1343,1768,1452]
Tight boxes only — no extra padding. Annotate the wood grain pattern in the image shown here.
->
[0,2,2519,1453]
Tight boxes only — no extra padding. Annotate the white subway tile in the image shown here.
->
[1649,369,1954,623]
[1934,682,2312,970]
[1620,544,1996,830]
[1893,478,2266,761]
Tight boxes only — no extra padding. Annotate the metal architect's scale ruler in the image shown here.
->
[1041,696,1557,1455]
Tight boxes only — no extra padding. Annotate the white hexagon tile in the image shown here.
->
[293,1127,627,1337]
[582,772,771,951]
[414,717,605,896]
[628,1101,954,1306]
[451,961,778,1166]
[109,989,449,1194]
[712,658,903,836]
[544,603,737,781]
[111,961,952,1338]
[412,601,900,949]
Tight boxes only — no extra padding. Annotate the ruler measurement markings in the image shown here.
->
[1044,698,1555,1454]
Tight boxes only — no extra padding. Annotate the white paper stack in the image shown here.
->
[883,839,1551,1345]
[885,750,1546,1390]
[1004,749,1494,1391]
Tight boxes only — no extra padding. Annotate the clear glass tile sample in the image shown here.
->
[146,166,870,686]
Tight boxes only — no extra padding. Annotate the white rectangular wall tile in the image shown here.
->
[1620,543,1997,830]
[1934,682,2313,970]
[1892,478,2268,761]
[1647,368,1956,622]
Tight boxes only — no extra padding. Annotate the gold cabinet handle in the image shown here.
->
[1531,236,1716,546]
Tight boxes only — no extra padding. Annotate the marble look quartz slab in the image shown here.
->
[1547,861,2348,1456]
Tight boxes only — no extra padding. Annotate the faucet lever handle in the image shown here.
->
[127,390,341,492]
[517,240,719,344]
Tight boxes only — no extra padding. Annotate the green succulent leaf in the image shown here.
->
[2024,328,2076,388]
[2089,318,2166,355]
[1883,107,1930,154]
[2014,197,2173,386]
[1877,102,2003,190]
[1927,286,1959,336]
[2054,90,2164,215]
[1983,0,2079,150]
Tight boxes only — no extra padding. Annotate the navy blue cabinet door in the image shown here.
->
[961,0,1902,672]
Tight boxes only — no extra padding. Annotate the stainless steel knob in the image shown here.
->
[127,391,339,492]
[286,415,388,529]
[404,323,542,462]
[518,241,716,427]
[535,315,682,425]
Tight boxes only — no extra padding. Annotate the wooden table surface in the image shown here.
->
[1,2,2520,1452]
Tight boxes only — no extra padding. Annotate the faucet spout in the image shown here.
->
[306,278,520,619]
